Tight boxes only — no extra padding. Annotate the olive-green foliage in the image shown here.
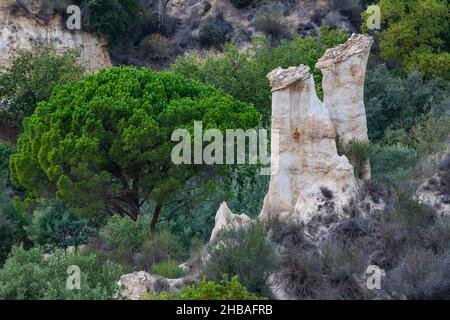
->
[203,221,278,297]
[0,143,15,174]
[0,206,15,265]
[138,229,188,268]
[72,0,141,46]
[151,260,187,279]
[370,143,417,189]
[171,25,348,125]
[198,15,233,48]
[141,275,263,300]
[363,0,450,80]
[0,46,84,129]
[99,214,149,251]
[364,64,447,140]
[9,67,259,225]
[0,245,123,299]
[339,140,373,179]
[27,205,91,250]
[390,193,435,228]
[407,116,450,156]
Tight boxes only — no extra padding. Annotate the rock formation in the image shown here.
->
[416,149,450,218]
[0,0,111,72]
[209,202,251,244]
[119,271,191,300]
[316,34,374,180]
[259,64,359,225]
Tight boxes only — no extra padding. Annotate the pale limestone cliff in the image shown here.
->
[0,0,111,72]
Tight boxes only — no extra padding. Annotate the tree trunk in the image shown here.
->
[150,203,163,234]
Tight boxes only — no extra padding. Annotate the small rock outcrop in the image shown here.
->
[0,0,111,72]
[119,271,190,300]
[209,202,251,244]
[416,150,450,218]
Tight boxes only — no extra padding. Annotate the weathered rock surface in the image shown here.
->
[416,150,450,218]
[316,34,373,180]
[0,0,111,72]
[259,64,359,225]
[119,271,191,300]
[209,202,251,244]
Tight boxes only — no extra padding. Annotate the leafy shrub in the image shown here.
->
[140,34,173,60]
[138,229,188,269]
[71,0,141,46]
[141,275,263,300]
[0,210,15,265]
[364,64,447,140]
[339,140,373,179]
[151,260,187,279]
[0,190,29,265]
[364,0,450,79]
[27,205,91,250]
[198,15,233,48]
[390,193,435,228]
[0,46,84,129]
[203,221,278,297]
[0,143,15,174]
[100,215,149,251]
[0,245,123,299]
[370,143,417,189]
[230,0,254,8]
[407,116,450,156]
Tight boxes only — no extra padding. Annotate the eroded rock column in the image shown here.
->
[316,34,373,180]
[260,65,358,225]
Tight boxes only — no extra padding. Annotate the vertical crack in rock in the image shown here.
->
[316,34,373,180]
[260,65,358,225]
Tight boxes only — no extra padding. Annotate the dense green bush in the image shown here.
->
[172,25,348,124]
[0,190,29,265]
[151,260,187,279]
[0,143,15,174]
[141,275,263,300]
[364,64,447,141]
[72,0,141,46]
[27,205,91,250]
[198,15,234,48]
[99,214,149,252]
[363,0,449,80]
[0,46,84,129]
[339,140,373,179]
[370,143,417,189]
[9,67,259,231]
[203,221,278,297]
[138,229,188,269]
[0,246,123,299]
